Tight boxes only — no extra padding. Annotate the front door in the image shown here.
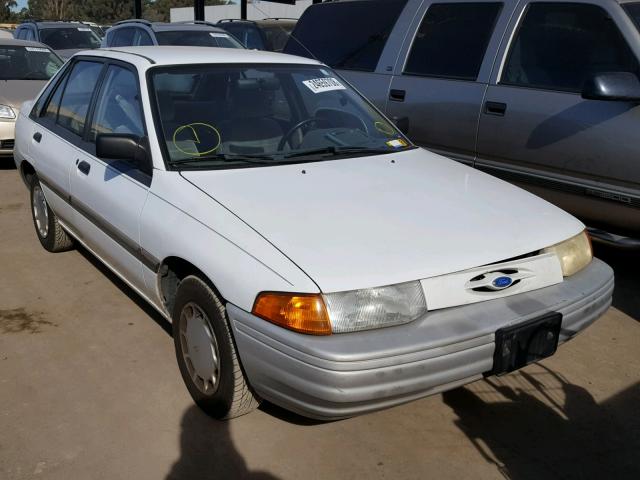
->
[69,63,151,292]
[476,1,640,234]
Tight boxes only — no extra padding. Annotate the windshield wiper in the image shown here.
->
[282,146,402,159]
[169,153,276,168]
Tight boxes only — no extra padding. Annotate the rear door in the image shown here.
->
[29,59,104,226]
[385,0,513,165]
[69,62,151,291]
[476,1,640,233]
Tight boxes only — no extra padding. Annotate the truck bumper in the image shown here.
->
[228,258,614,420]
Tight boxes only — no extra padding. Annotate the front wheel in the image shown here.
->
[173,275,260,419]
[30,175,74,253]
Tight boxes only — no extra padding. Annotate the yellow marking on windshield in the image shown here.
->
[172,122,221,157]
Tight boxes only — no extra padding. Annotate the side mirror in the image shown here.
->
[581,72,640,102]
[96,134,152,175]
[392,116,410,135]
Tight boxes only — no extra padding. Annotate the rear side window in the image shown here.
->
[404,3,502,80]
[57,61,103,136]
[111,28,136,47]
[624,3,640,31]
[502,3,640,92]
[136,29,153,46]
[284,0,408,72]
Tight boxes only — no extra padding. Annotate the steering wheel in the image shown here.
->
[277,117,320,151]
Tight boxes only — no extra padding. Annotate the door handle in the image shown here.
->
[77,160,91,175]
[389,89,406,102]
[484,101,507,116]
[33,132,42,143]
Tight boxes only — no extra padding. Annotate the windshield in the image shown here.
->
[0,46,63,80]
[155,30,244,48]
[624,3,640,30]
[150,64,412,170]
[40,27,102,50]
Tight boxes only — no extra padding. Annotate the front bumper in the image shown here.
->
[0,120,16,157]
[228,258,614,420]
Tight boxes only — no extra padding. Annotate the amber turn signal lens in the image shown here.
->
[252,292,332,335]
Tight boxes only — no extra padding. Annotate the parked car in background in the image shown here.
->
[102,20,244,49]
[14,21,102,59]
[13,46,613,420]
[82,21,107,39]
[217,18,296,51]
[286,0,640,247]
[0,39,63,158]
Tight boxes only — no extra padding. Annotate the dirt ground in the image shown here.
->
[1,163,639,480]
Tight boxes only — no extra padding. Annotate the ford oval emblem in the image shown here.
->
[493,276,513,289]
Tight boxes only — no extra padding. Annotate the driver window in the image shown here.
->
[90,65,144,142]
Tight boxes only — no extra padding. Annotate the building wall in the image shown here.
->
[170,0,313,22]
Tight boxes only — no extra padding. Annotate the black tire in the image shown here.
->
[30,175,74,253]
[173,275,260,419]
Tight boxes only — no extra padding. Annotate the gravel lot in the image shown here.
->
[1,163,639,480]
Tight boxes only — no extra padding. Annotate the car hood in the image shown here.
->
[181,148,584,293]
[0,80,47,110]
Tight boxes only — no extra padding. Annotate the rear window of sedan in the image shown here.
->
[155,30,244,48]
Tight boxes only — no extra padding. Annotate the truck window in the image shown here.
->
[404,3,502,81]
[284,0,408,72]
[502,3,640,92]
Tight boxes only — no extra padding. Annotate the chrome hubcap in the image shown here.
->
[179,302,220,395]
[32,185,49,238]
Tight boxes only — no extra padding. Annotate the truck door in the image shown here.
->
[477,1,640,234]
[385,0,511,165]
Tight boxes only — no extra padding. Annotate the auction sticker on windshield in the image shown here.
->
[303,77,346,94]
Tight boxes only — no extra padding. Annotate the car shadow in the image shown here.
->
[1,158,17,170]
[593,244,640,323]
[76,245,172,336]
[166,405,280,480]
[526,101,630,149]
[443,365,640,479]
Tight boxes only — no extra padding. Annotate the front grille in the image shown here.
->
[0,139,15,149]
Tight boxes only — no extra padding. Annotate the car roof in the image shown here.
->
[151,23,230,33]
[218,18,297,27]
[0,38,54,49]
[84,45,321,68]
[26,21,90,29]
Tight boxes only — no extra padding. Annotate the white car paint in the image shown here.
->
[14,46,584,316]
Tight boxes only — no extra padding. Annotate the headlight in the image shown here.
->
[542,230,592,276]
[0,105,16,120]
[253,281,428,335]
[324,281,427,333]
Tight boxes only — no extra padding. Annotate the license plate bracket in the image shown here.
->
[491,312,562,375]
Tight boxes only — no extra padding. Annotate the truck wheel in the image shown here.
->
[30,176,74,253]
[173,275,260,419]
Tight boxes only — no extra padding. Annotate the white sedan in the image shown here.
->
[13,47,614,420]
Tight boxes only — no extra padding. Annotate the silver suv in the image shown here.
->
[287,0,640,247]
[102,20,244,49]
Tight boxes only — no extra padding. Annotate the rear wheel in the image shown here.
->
[30,176,73,253]
[173,275,260,419]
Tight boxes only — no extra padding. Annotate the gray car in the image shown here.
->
[287,0,640,247]
[102,20,244,49]
[14,21,102,59]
